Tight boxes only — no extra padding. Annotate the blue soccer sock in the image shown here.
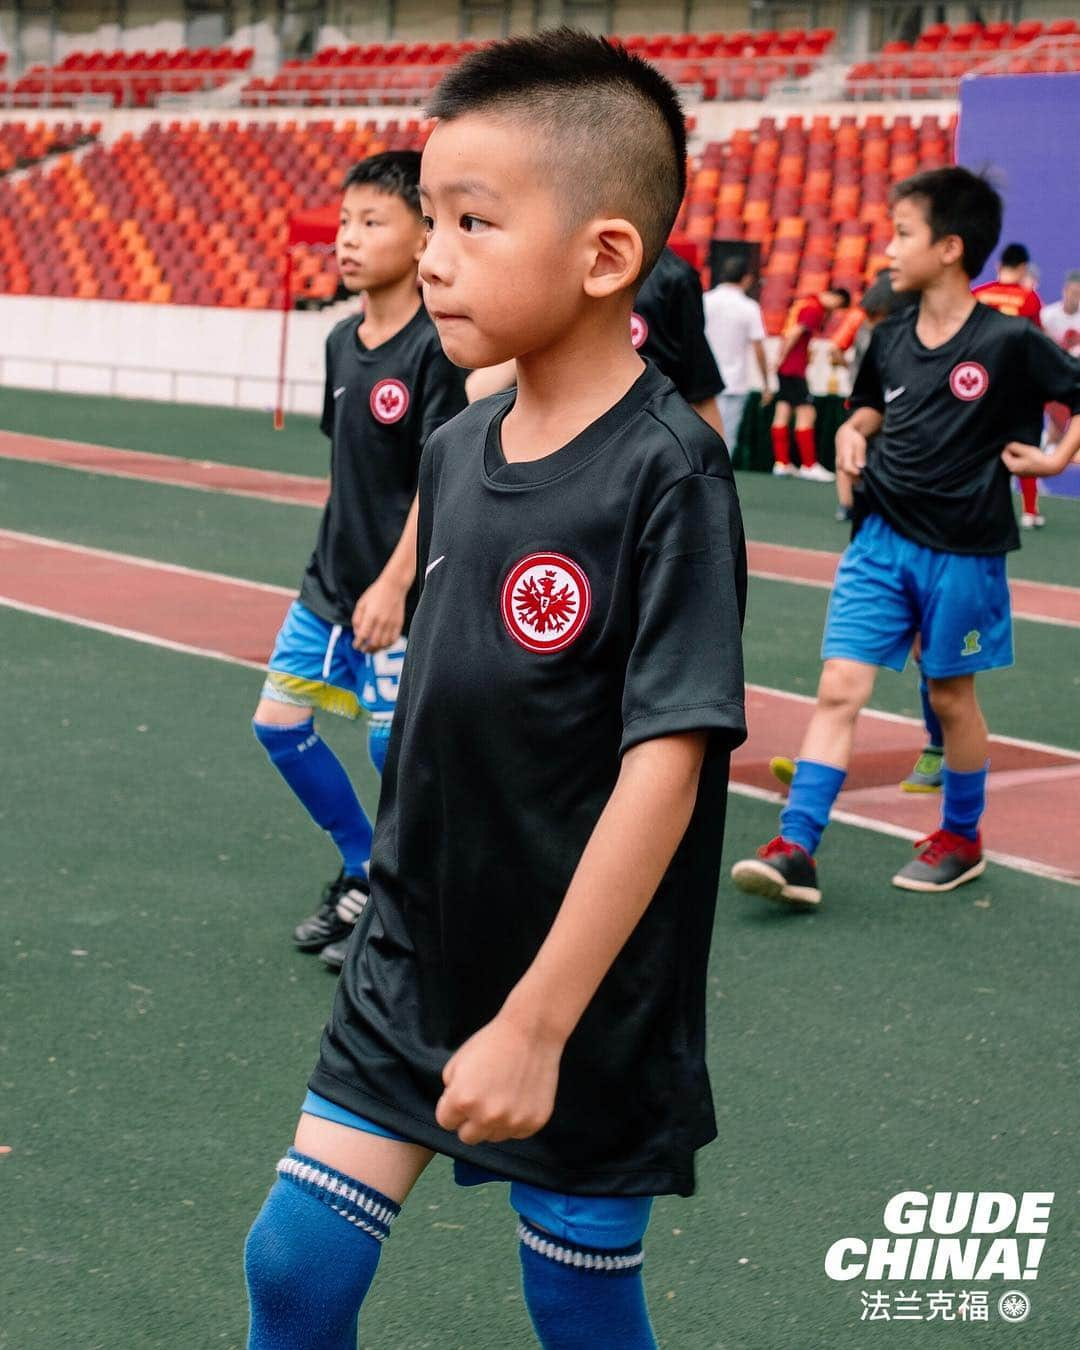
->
[253,718,372,876]
[780,759,847,856]
[245,1150,400,1350]
[918,675,944,751]
[367,712,393,776]
[518,1218,657,1349]
[941,763,988,842]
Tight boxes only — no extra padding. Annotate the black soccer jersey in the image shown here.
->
[298,304,468,626]
[309,362,747,1198]
[632,247,725,404]
[850,303,1080,555]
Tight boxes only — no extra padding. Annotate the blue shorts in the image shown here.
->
[822,514,1013,678]
[300,1091,653,1249]
[262,601,406,721]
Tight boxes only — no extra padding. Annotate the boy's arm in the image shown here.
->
[436,730,706,1145]
[773,323,805,371]
[1001,328,1080,477]
[836,328,886,476]
[351,495,418,652]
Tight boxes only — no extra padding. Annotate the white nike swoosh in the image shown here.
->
[424,555,446,578]
[333,386,346,399]
[884,387,905,403]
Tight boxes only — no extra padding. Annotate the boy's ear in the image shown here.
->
[939,233,966,268]
[582,219,645,300]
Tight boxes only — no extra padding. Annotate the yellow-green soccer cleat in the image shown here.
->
[769,756,796,789]
[901,747,944,793]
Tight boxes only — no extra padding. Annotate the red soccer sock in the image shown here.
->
[795,426,818,468]
[1020,477,1039,515]
[771,425,791,465]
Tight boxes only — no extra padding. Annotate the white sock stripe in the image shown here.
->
[516,1221,644,1272]
[277,1156,398,1230]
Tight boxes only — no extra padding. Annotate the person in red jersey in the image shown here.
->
[770,287,850,482]
[973,242,1045,526]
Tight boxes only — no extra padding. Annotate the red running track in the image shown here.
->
[1,529,1077,881]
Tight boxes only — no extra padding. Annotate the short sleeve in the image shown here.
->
[1022,291,1043,326]
[621,474,747,754]
[675,270,725,403]
[848,327,885,412]
[418,343,469,447]
[748,300,766,343]
[319,335,335,438]
[1023,325,1080,415]
[796,300,823,332]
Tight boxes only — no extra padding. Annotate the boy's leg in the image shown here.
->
[318,636,408,971]
[900,669,945,793]
[794,402,834,481]
[245,1114,432,1350]
[254,603,377,948]
[1019,476,1043,528]
[511,1185,656,1350]
[770,399,795,474]
[732,658,877,907]
[893,675,989,892]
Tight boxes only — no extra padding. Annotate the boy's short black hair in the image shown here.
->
[999,241,1030,268]
[342,150,422,216]
[827,286,852,308]
[891,166,1003,279]
[718,255,752,284]
[426,27,686,278]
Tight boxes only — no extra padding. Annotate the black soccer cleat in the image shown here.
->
[731,837,822,907]
[293,869,369,952]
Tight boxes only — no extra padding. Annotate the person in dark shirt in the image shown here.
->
[732,165,1080,908]
[244,32,747,1350]
[252,151,466,964]
[632,243,726,435]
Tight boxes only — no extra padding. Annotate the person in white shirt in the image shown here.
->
[1041,269,1080,458]
[703,257,772,448]
[1041,269,1080,357]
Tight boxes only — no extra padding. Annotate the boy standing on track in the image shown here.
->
[244,31,747,1349]
[732,166,1080,909]
[768,286,849,481]
[252,150,466,966]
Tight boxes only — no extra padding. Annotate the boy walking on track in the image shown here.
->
[244,31,747,1350]
[252,151,467,966]
[732,167,1080,910]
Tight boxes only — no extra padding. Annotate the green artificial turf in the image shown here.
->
[0,386,323,476]
[2,607,1078,1349]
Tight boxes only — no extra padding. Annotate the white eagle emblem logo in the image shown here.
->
[949,362,989,401]
[501,553,591,653]
[369,378,410,424]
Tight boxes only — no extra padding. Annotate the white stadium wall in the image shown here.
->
[0,294,338,416]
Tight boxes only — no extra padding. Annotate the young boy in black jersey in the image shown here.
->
[244,31,747,1350]
[732,166,1080,909]
[252,151,466,966]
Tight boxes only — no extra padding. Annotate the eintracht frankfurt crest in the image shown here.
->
[630,312,649,350]
[949,362,989,401]
[501,553,591,653]
[370,378,410,423]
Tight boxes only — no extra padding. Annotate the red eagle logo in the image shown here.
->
[370,378,410,424]
[514,569,578,636]
[949,362,989,402]
[500,552,591,653]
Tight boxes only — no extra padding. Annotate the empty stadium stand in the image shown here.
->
[0,120,98,174]
[239,29,837,106]
[0,110,954,322]
[0,47,254,109]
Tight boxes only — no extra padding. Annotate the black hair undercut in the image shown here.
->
[342,150,423,216]
[426,27,686,278]
[891,166,1003,279]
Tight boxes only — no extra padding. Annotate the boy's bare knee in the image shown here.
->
[927,676,976,724]
[253,696,313,726]
[817,660,874,718]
